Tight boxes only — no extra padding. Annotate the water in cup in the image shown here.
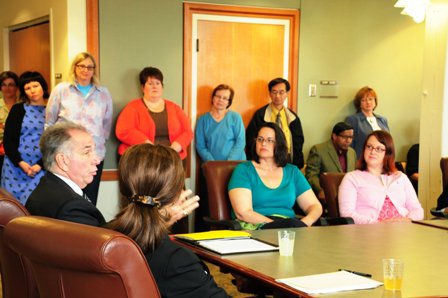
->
[278,230,295,256]
[382,259,404,291]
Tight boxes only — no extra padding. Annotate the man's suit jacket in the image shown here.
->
[305,140,357,194]
[25,172,106,227]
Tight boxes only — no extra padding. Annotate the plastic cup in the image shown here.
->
[277,230,295,256]
[382,259,404,291]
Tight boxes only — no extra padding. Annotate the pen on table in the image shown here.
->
[338,269,372,278]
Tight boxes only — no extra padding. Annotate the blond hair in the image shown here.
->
[68,52,100,86]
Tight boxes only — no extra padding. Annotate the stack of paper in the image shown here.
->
[197,238,278,255]
[276,271,383,294]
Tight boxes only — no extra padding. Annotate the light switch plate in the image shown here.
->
[309,84,317,97]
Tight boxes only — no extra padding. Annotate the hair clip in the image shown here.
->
[128,195,161,207]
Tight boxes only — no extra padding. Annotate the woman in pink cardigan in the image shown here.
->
[116,67,193,159]
[338,130,423,224]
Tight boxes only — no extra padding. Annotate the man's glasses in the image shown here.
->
[270,90,286,96]
[76,64,95,71]
[255,136,276,145]
[338,134,353,141]
[365,144,386,153]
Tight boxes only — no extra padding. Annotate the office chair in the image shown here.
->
[202,161,330,229]
[319,172,354,225]
[202,160,243,230]
[5,216,160,298]
[0,190,38,298]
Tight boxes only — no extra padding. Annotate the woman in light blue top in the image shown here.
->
[195,84,246,162]
[345,86,389,158]
[228,122,322,230]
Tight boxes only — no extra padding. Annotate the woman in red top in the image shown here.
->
[116,67,193,159]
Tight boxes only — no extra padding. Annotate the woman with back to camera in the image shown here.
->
[106,144,228,298]
[116,66,193,160]
[228,122,322,230]
[0,71,19,179]
[46,52,113,205]
[338,130,424,224]
[345,86,390,158]
[1,71,48,204]
[195,84,246,162]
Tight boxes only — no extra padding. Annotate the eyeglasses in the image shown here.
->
[76,64,95,71]
[255,136,276,145]
[365,144,386,153]
[338,134,353,141]
[270,90,286,96]
[214,95,229,101]
[1,83,16,88]
[361,97,375,103]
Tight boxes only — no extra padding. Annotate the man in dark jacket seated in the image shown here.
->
[26,122,106,226]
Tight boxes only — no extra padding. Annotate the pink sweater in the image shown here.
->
[116,99,193,159]
[338,170,424,224]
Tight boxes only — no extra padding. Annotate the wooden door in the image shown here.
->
[196,20,285,126]
[9,21,51,88]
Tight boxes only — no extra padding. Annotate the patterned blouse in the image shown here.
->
[45,82,113,160]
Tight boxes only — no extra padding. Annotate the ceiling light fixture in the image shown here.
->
[395,0,431,23]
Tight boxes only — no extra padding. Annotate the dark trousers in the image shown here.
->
[436,187,448,210]
[83,161,104,206]
[261,216,307,229]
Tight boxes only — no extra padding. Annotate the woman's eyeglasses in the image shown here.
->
[255,136,276,145]
[365,144,386,153]
[76,64,95,71]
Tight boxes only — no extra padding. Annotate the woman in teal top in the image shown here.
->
[228,122,322,230]
[195,84,246,161]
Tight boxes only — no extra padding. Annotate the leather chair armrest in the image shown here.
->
[324,217,354,225]
[203,217,242,230]
[312,217,328,226]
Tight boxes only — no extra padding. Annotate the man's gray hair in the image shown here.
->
[40,122,89,171]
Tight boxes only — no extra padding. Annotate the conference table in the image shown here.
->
[174,223,448,297]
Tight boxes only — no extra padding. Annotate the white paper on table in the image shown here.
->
[197,238,278,255]
[276,270,383,294]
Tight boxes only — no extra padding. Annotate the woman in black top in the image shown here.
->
[106,144,228,298]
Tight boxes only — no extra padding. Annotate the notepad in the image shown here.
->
[174,230,278,255]
[276,271,383,294]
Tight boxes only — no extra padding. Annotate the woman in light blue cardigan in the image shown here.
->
[195,84,246,162]
[345,86,389,158]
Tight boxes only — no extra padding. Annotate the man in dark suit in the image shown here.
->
[305,122,357,200]
[26,122,106,226]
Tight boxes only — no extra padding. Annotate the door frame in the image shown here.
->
[3,14,53,86]
[183,2,300,117]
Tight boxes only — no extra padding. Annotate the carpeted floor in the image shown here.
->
[206,261,247,297]
[206,262,275,298]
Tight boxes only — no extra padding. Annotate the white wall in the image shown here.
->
[419,0,448,217]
